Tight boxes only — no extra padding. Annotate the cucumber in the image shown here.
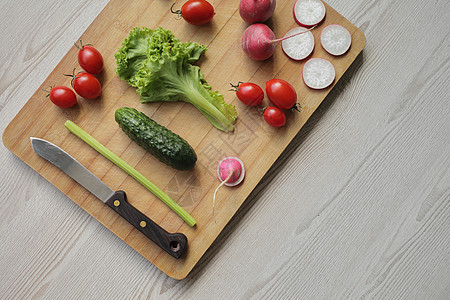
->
[115,107,197,170]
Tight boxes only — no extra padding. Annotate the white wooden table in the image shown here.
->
[1,0,448,298]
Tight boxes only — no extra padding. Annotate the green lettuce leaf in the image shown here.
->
[115,27,237,132]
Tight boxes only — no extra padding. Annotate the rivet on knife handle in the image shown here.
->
[105,191,188,259]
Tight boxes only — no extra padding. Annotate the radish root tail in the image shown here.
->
[270,25,317,43]
[213,171,233,219]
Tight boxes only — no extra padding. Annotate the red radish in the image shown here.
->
[320,24,352,56]
[281,27,315,60]
[216,157,245,187]
[242,24,276,61]
[213,157,245,216]
[302,58,335,89]
[239,0,276,23]
[293,0,326,27]
[242,23,316,61]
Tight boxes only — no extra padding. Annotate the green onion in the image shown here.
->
[65,120,196,227]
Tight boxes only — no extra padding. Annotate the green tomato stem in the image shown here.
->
[64,120,196,227]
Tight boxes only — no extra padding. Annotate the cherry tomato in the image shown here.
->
[68,72,102,99]
[265,79,298,110]
[232,82,264,106]
[76,41,104,74]
[172,0,215,25]
[46,86,77,108]
[264,106,286,127]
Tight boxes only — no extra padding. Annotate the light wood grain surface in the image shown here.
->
[1,0,366,280]
[1,0,449,298]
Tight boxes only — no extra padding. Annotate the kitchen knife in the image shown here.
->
[30,137,187,259]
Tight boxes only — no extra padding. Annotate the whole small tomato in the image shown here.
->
[266,79,299,111]
[230,82,264,106]
[66,70,101,99]
[76,41,104,74]
[264,106,286,127]
[171,0,215,25]
[45,86,77,108]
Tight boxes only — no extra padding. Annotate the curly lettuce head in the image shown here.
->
[115,27,237,132]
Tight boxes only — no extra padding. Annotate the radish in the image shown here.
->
[281,27,315,60]
[239,0,276,23]
[293,0,326,27]
[213,157,245,216]
[320,24,352,56]
[216,157,245,187]
[242,23,316,61]
[302,58,335,89]
[242,23,276,61]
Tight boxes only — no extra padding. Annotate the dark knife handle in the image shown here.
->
[105,191,187,259]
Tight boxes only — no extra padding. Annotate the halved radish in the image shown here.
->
[282,27,315,60]
[320,24,352,56]
[302,58,335,89]
[293,0,326,27]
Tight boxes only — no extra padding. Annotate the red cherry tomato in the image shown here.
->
[265,79,298,110]
[77,42,104,74]
[264,106,286,127]
[69,72,102,99]
[46,86,77,108]
[172,0,215,25]
[232,82,264,106]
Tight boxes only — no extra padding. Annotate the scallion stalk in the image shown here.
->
[64,120,196,227]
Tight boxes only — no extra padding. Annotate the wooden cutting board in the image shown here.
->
[2,0,365,279]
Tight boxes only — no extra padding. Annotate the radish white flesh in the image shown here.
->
[302,58,335,89]
[293,0,326,27]
[320,24,352,56]
[281,27,315,60]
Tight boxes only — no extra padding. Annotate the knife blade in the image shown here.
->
[30,137,187,259]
